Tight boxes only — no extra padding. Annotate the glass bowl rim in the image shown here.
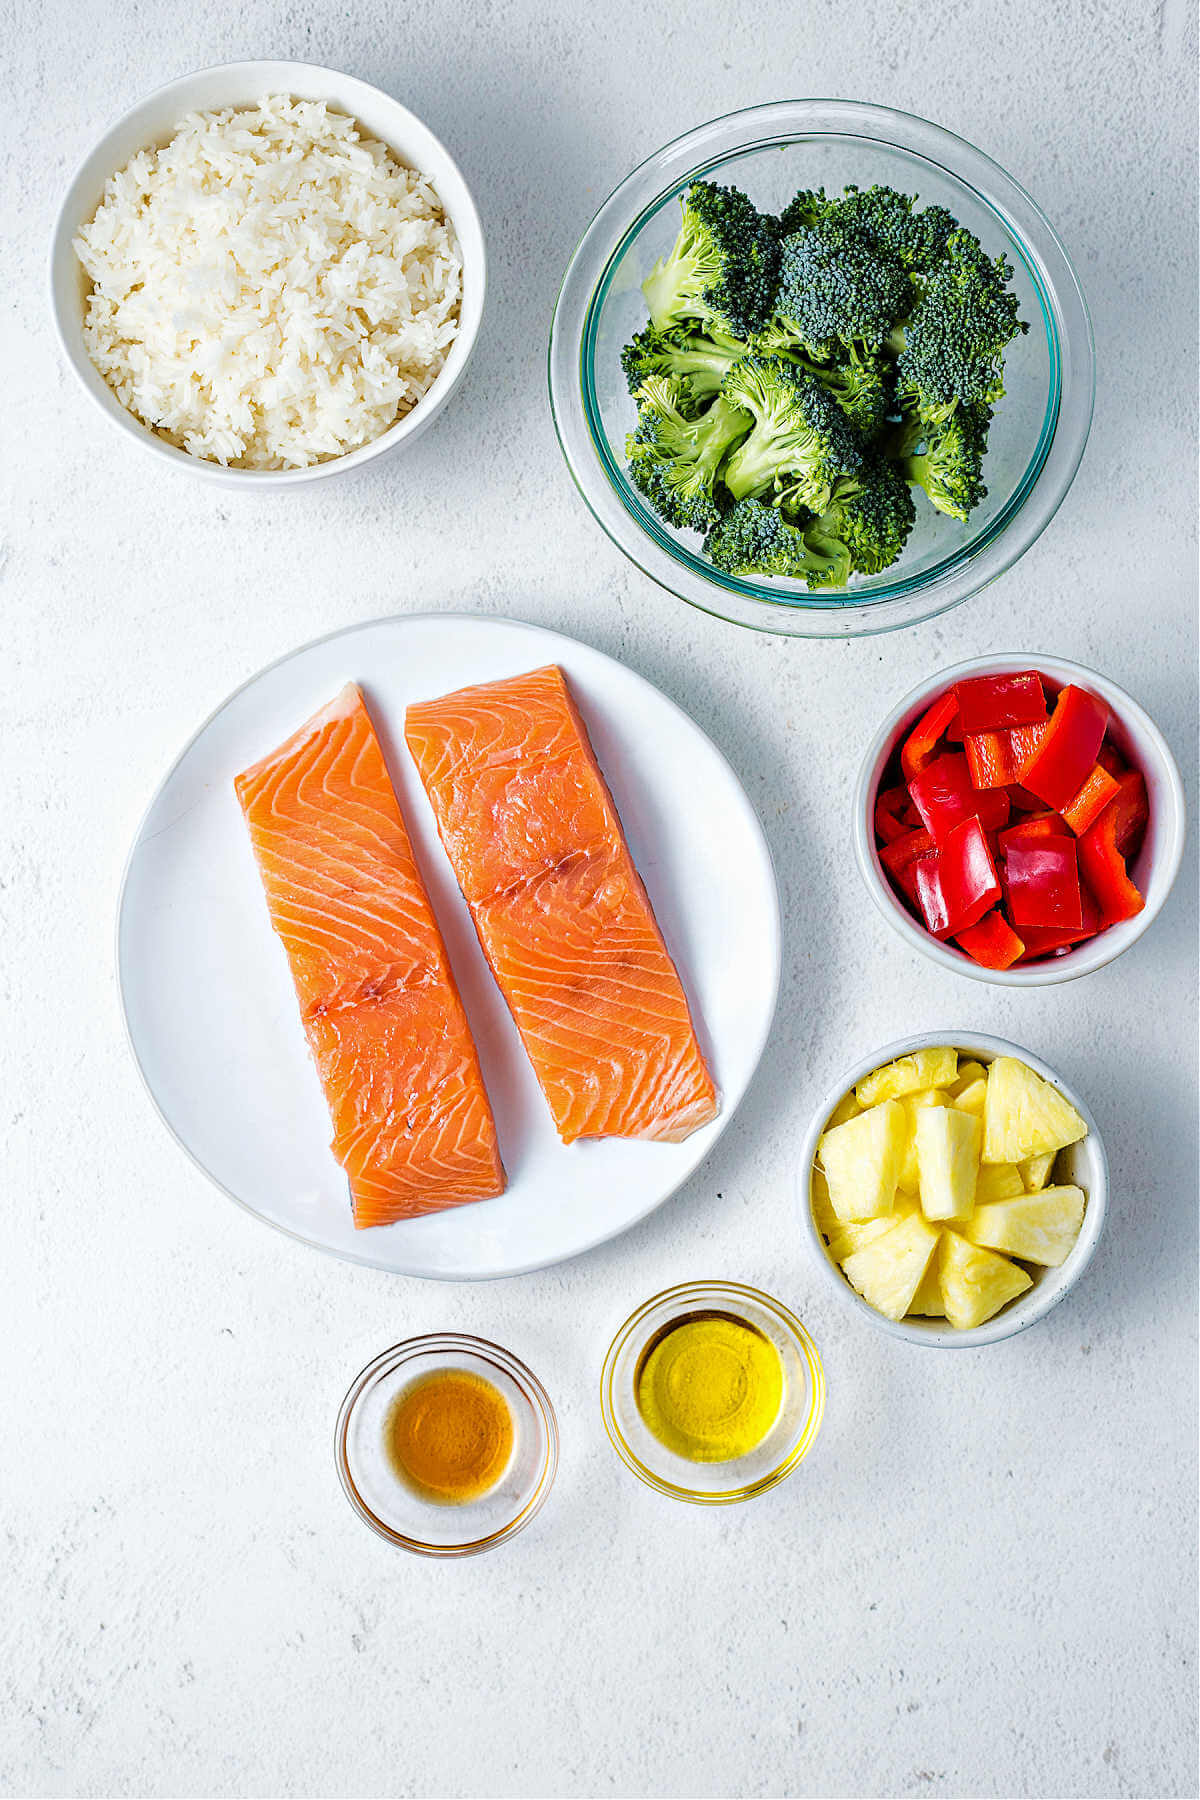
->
[334,1332,559,1555]
[548,97,1095,639]
[599,1278,826,1503]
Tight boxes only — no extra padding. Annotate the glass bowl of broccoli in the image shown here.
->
[548,100,1094,638]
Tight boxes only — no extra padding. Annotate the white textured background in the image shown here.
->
[3,1,1197,1796]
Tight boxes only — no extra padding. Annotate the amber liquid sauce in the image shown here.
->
[384,1368,514,1505]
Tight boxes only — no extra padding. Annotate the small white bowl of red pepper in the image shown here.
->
[855,655,1186,985]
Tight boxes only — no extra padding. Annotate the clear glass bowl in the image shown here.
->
[335,1335,558,1555]
[600,1281,825,1503]
[548,100,1095,638]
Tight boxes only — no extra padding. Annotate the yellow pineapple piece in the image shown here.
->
[898,1088,952,1191]
[982,1057,1088,1164]
[908,1239,948,1316]
[811,1168,839,1239]
[855,1046,958,1107]
[964,1186,1086,1266]
[950,1060,988,1097]
[818,1100,907,1222]
[975,1162,1025,1205]
[953,1077,988,1118]
[841,1211,941,1321]
[939,1231,1032,1328]
[1020,1151,1057,1192]
[915,1105,981,1221]
[826,1202,916,1264]
[826,1090,863,1130]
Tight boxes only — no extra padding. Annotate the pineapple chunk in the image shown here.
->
[915,1106,982,1221]
[1020,1151,1057,1192]
[908,1241,948,1316]
[953,1077,988,1118]
[964,1186,1086,1266]
[982,1057,1088,1164]
[826,1203,915,1264]
[939,1231,1032,1329]
[826,1090,863,1129]
[842,1212,941,1321]
[811,1168,839,1239]
[856,1047,958,1107]
[949,1051,993,1094]
[975,1162,1025,1205]
[818,1101,907,1222]
[898,1088,952,1191]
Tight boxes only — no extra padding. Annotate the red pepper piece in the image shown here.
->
[879,827,935,903]
[953,910,1025,969]
[1100,769,1149,856]
[1021,686,1109,811]
[1007,783,1048,811]
[909,752,1009,842]
[1003,834,1084,930]
[1077,776,1147,926]
[1008,722,1050,778]
[955,671,1047,734]
[1018,886,1103,959]
[1061,763,1121,836]
[1000,811,1069,849]
[874,785,914,844]
[900,691,961,781]
[1097,741,1128,778]
[964,730,1021,790]
[913,817,1001,937]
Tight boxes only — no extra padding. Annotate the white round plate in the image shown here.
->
[118,615,781,1278]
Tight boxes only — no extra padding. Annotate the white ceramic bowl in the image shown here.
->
[854,654,1186,985]
[797,1032,1108,1347]
[49,61,486,487]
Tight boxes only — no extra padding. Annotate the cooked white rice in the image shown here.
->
[74,97,462,469]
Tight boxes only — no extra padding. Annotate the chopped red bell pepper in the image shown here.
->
[1097,741,1128,778]
[909,752,1010,842]
[1017,886,1102,958]
[1100,769,1149,856]
[1008,722,1050,774]
[1021,686,1109,811]
[913,817,1001,937]
[879,826,935,903]
[874,785,913,844]
[900,691,961,781]
[1000,812,1069,849]
[955,671,1047,734]
[1003,834,1084,930]
[1061,763,1121,836]
[1007,783,1047,811]
[953,910,1025,969]
[964,730,1022,790]
[1077,776,1147,926]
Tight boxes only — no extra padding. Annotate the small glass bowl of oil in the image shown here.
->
[600,1281,825,1504]
[335,1335,558,1555]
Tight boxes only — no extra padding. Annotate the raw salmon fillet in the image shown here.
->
[405,665,718,1145]
[235,684,504,1227]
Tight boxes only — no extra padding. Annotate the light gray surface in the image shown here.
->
[2,2,1197,1796]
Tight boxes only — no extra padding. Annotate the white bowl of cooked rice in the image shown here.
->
[50,62,485,484]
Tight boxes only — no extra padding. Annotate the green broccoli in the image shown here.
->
[893,228,1027,423]
[619,322,748,415]
[766,224,911,360]
[803,455,918,575]
[889,405,992,522]
[777,188,830,235]
[823,185,956,273]
[625,377,751,533]
[720,356,865,513]
[704,498,852,587]
[641,181,781,340]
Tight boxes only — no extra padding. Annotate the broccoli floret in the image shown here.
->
[720,356,865,512]
[777,187,830,235]
[825,185,956,273]
[890,405,992,522]
[768,224,911,361]
[704,498,852,587]
[619,322,748,414]
[642,181,781,340]
[894,228,1027,424]
[625,377,751,533]
[805,455,917,575]
[751,324,893,439]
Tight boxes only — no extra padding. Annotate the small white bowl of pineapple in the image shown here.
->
[799,1033,1108,1346]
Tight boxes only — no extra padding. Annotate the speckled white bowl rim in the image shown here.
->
[48,60,486,488]
[797,1030,1109,1347]
[853,653,1187,985]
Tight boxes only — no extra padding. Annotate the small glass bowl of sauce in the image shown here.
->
[601,1282,825,1503]
[335,1335,558,1555]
